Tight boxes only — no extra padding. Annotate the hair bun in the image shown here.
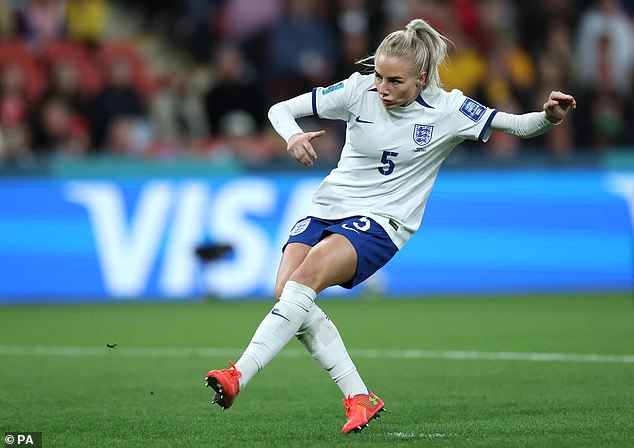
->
[358,17,449,93]
[404,23,419,38]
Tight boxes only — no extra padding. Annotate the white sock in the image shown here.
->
[235,281,315,390]
[296,304,368,397]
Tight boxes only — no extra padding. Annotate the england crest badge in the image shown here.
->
[289,217,311,236]
[413,124,433,146]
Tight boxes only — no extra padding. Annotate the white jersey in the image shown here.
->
[309,72,498,249]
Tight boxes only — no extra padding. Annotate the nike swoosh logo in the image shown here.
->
[341,223,360,233]
[355,116,373,124]
[271,309,290,321]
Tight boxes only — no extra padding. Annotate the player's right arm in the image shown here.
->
[268,93,324,167]
[286,130,326,167]
[268,73,361,167]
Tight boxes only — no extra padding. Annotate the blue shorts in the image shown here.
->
[284,216,398,289]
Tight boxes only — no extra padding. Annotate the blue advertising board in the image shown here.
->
[0,170,631,302]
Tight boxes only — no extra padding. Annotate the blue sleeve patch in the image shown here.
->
[459,98,486,122]
[322,81,344,95]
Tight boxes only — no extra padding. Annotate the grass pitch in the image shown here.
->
[0,292,632,447]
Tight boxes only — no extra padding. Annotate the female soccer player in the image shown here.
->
[205,18,576,434]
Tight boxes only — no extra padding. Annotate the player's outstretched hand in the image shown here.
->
[543,91,576,124]
[287,130,325,167]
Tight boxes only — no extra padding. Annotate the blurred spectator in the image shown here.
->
[0,124,31,165]
[515,0,579,55]
[210,110,272,165]
[117,0,181,31]
[533,21,576,159]
[382,0,436,31]
[65,0,108,45]
[576,0,634,94]
[333,0,377,81]
[620,0,634,15]
[97,42,155,99]
[30,96,89,156]
[204,43,266,136]
[150,64,208,149]
[451,0,481,43]
[167,0,218,63]
[0,0,17,39]
[220,0,282,41]
[17,0,66,50]
[575,0,633,149]
[89,58,146,149]
[0,64,30,130]
[477,0,536,107]
[482,36,535,112]
[218,0,282,69]
[439,20,487,98]
[591,90,626,147]
[267,0,338,99]
[541,20,576,87]
[35,60,93,157]
[102,116,152,156]
[42,60,90,119]
[424,0,484,97]
[0,62,33,163]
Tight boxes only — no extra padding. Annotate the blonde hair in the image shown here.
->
[359,19,450,93]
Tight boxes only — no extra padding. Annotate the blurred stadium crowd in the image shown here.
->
[0,0,633,170]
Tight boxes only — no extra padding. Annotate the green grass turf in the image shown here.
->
[0,292,632,447]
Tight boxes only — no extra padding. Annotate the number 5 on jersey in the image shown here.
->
[378,151,399,175]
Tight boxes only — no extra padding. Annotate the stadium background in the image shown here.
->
[0,0,634,303]
[1,2,633,447]
[0,0,632,302]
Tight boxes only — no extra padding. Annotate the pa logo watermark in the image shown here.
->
[4,433,42,447]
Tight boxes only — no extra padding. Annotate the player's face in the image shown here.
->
[374,54,426,109]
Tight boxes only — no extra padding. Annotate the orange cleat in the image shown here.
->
[205,361,242,410]
[341,391,385,433]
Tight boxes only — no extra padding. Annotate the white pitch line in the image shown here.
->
[389,432,450,439]
[0,345,632,364]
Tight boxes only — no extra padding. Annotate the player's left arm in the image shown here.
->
[491,91,577,138]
